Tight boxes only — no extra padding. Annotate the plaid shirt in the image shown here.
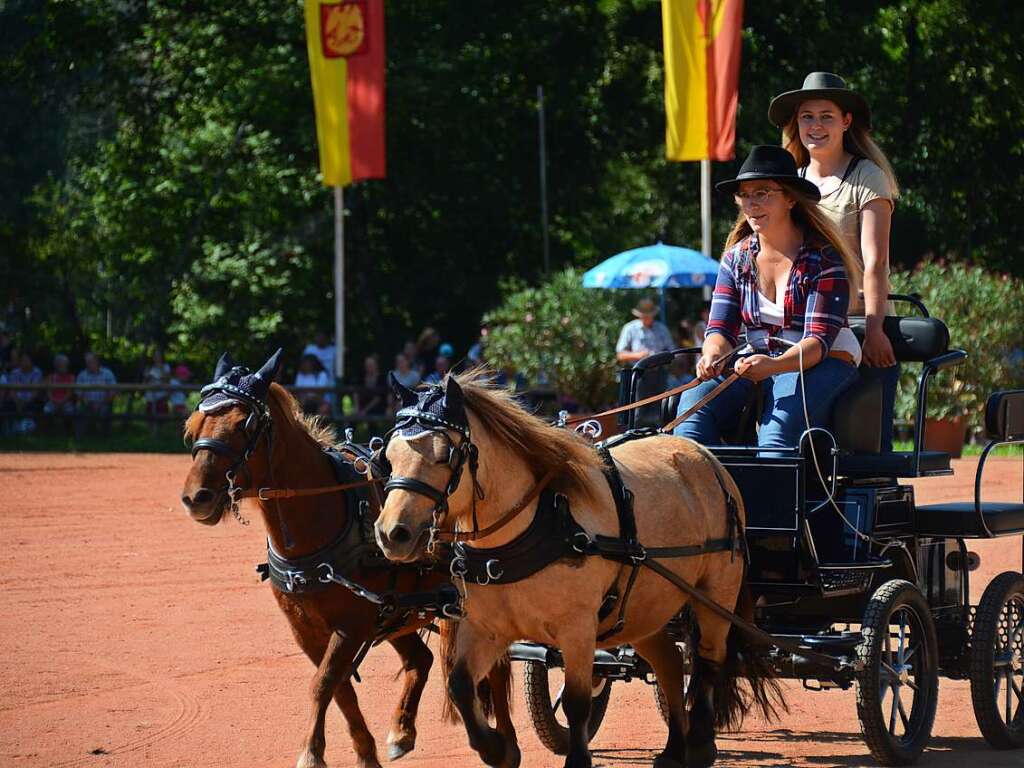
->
[706,234,851,354]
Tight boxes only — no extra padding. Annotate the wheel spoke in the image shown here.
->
[889,684,900,735]
[1006,670,1013,725]
[898,696,911,732]
[881,660,899,679]
[903,643,918,664]
[553,683,565,715]
[897,614,908,664]
[1012,676,1024,724]
[905,678,920,693]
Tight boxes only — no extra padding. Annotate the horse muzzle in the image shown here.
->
[374,518,431,562]
[181,487,227,526]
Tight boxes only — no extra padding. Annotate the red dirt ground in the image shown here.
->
[1,452,1021,768]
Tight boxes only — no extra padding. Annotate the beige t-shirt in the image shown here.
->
[806,157,895,314]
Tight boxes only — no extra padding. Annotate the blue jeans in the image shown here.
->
[859,363,900,452]
[673,358,859,451]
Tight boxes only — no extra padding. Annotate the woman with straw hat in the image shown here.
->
[672,145,861,451]
[770,72,900,450]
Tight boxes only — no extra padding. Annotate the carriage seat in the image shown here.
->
[915,390,1024,537]
[833,316,956,477]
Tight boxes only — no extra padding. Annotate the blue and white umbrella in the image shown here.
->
[582,242,720,289]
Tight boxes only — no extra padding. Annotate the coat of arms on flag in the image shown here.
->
[321,1,368,58]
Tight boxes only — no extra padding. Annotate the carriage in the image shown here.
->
[510,298,1024,765]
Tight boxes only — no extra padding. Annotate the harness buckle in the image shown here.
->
[571,531,593,554]
[630,544,648,564]
[318,562,336,584]
[476,559,504,586]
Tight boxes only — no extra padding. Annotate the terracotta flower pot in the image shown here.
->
[923,416,967,458]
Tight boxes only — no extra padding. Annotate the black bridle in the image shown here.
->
[190,375,275,525]
[381,405,484,553]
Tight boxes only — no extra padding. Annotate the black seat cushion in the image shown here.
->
[848,316,949,362]
[837,450,951,478]
[915,502,1024,537]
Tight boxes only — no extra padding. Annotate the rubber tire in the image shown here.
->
[522,660,612,756]
[969,570,1024,749]
[855,579,939,766]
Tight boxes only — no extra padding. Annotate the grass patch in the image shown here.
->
[892,440,1022,457]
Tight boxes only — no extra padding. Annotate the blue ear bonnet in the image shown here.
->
[394,385,469,438]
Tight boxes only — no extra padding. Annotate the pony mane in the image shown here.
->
[266,383,338,448]
[454,369,603,500]
[183,383,337,449]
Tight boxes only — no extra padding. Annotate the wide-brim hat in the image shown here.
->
[715,145,821,201]
[768,71,871,128]
[631,297,659,318]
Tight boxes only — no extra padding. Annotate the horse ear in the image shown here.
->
[442,374,465,418]
[257,348,284,382]
[389,371,418,408]
[213,352,233,380]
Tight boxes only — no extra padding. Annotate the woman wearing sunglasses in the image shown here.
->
[672,145,861,451]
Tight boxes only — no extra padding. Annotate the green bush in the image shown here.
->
[892,261,1024,429]
[482,269,637,410]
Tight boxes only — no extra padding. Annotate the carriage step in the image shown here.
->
[817,567,875,595]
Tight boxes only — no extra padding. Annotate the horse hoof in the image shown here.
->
[296,751,328,768]
[386,732,416,761]
[499,740,521,768]
[652,755,684,768]
[685,740,718,768]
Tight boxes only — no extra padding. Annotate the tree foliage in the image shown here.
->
[2,0,1022,381]
[482,269,634,410]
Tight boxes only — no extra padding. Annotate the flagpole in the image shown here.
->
[333,185,345,382]
[700,158,712,257]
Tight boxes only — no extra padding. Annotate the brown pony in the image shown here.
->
[375,372,781,768]
[180,352,512,768]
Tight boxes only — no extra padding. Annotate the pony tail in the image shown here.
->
[714,582,788,729]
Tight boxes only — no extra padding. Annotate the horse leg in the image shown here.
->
[447,624,520,768]
[557,631,598,768]
[633,632,688,768]
[687,601,734,768]
[488,657,517,744]
[384,632,433,761]
[296,630,380,768]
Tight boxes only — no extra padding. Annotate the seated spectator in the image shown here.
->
[355,355,386,417]
[169,364,192,417]
[424,354,451,385]
[142,348,171,416]
[401,340,419,374]
[294,354,332,417]
[303,331,336,377]
[76,352,117,438]
[388,353,421,415]
[43,354,76,418]
[9,352,43,433]
[467,326,488,367]
[414,327,441,374]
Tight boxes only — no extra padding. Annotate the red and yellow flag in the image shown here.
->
[304,0,386,186]
[662,0,743,161]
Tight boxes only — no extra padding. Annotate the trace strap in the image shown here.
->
[434,466,561,544]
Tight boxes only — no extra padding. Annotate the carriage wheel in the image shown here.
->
[970,571,1024,749]
[522,659,613,755]
[855,579,939,766]
[653,641,694,725]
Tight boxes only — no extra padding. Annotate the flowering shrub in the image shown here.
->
[892,261,1024,429]
[482,269,636,410]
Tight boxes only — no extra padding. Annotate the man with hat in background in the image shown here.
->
[616,296,675,425]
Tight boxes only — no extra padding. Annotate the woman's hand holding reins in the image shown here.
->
[734,354,777,382]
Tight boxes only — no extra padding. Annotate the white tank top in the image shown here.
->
[757,292,862,367]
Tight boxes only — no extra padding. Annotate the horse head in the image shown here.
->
[374,374,477,562]
[181,349,282,525]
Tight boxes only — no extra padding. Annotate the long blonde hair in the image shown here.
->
[781,108,900,198]
[723,183,863,298]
